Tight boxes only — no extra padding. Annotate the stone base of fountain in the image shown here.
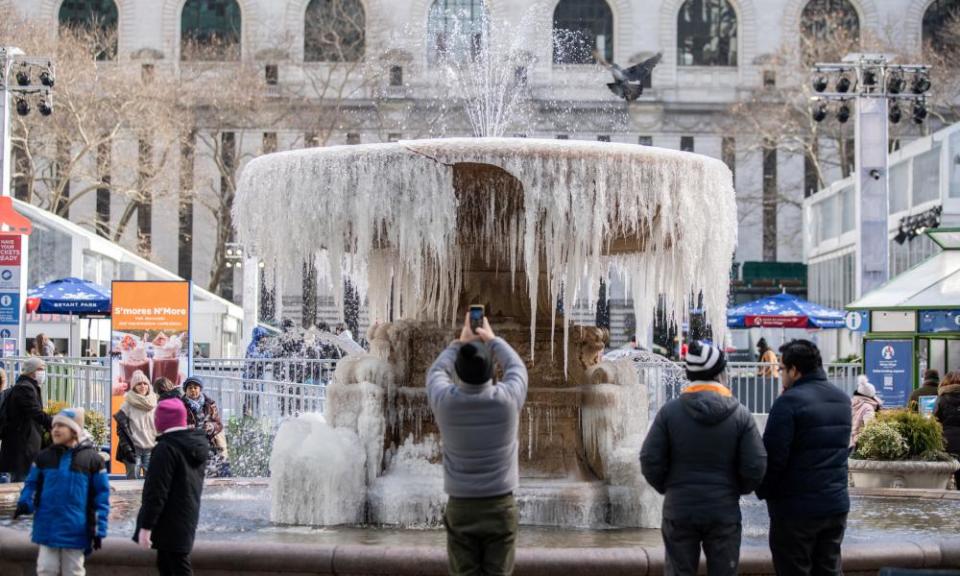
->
[270,319,662,529]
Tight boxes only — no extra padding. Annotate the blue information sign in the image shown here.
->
[0,293,20,325]
[864,339,913,408]
[919,310,960,333]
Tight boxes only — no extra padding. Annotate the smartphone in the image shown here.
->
[469,305,485,334]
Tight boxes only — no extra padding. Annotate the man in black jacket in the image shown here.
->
[135,398,209,576]
[641,341,767,576]
[756,340,852,576]
[0,358,53,482]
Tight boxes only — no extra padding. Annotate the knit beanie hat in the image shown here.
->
[924,369,941,387]
[857,375,877,398]
[131,370,150,388]
[22,356,44,375]
[455,341,494,385]
[183,376,204,391]
[684,341,727,382]
[52,407,85,439]
[155,398,188,433]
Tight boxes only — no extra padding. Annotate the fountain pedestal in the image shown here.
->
[305,317,662,529]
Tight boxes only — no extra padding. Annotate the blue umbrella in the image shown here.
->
[727,293,845,330]
[29,277,111,315]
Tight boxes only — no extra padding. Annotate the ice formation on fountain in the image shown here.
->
[235,138,736,365]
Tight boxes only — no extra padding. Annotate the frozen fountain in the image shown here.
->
[236,137,736,529]
[233,3,736,531]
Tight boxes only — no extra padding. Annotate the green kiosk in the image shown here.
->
[846,229,960,409]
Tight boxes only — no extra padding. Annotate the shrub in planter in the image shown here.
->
[852,410,960,489]
[854,421,908,461]
[879,410,945,458]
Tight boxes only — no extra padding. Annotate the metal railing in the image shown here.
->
[0,356,862,429]
[643,361,862,415]
[1,356,110,424]
[194,358,338,387]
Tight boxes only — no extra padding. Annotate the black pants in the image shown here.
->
[769,513,847,576]
[661,519,741,576]
[157,550,192,576]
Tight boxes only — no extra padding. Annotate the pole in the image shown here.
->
[0,47,19,198]
[855,95,890,297]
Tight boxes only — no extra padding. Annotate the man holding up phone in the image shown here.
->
[427,309,529,576]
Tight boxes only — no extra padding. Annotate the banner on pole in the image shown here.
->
[864,339,913,409]
[109,281,191,474]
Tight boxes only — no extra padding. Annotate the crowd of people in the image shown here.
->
[0,364,227,574]
[3,315,960,576]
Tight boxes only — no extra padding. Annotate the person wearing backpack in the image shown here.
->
[0,358,53,482]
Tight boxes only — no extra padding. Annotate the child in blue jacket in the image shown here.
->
[14,408,110,576]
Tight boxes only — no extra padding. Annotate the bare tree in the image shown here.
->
[171,42,277,296]
[0,11,180,243]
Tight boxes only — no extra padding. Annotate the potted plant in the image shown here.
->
[850,410,960,489]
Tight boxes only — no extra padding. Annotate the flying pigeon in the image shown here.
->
[597,52,662,102]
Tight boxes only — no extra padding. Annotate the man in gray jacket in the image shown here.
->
[427,313,529,576]
[641,341,767,576]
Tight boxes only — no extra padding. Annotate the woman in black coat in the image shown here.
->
[935,371,960,488]
[134,398,209,575]
[0,364,53,482]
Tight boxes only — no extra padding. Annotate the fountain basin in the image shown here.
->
[3,482,960,546]
[2,481,960,575]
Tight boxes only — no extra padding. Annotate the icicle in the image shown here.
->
[234,138,737,363]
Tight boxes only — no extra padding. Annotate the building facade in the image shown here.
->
[5,0,958,338]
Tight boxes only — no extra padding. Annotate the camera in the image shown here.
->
[869,169,882,180]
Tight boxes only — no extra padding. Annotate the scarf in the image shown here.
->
[185,393,207,428]
[124,389,158,413]
[940,384,960,396]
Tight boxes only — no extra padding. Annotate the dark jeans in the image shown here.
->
[443,493,518,576]
[661,518,742,576]
[157,550,192,576]
[769,513,847,576]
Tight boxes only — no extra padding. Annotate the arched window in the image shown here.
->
[181,0,242,61]
[304,0,366,62]
[923,0,960,52]
[58,0,119,60]
[677,0,737,66]
[552,0,614,65]
[800,0,859,57]
[427,0,486,62]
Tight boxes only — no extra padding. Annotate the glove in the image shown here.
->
[138,528,152,550]
[92,537,102,551]
[13,502,29,519]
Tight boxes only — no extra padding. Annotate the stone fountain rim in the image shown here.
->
[241,136,733,173]
[1,525,959,576]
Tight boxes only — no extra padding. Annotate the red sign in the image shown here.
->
[0,236,21,266]
[746,315,810,328]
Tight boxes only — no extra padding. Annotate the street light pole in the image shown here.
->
[0,47,54,355]
[811,53,930,298]
[0,47,25,198]
[0,46,55,198]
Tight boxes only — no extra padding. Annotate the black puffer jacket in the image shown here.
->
[756,368,851,518]
[640,382,767,523]
[0,375,53,477]
[134,429,209,553]
[935,385,960,455]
